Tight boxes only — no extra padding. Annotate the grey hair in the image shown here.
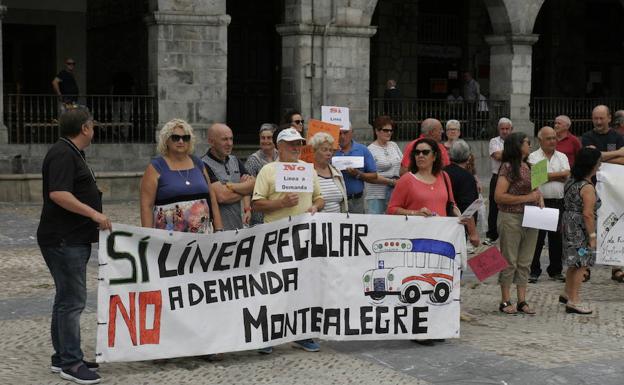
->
[421,119,440,134]
[446,119,460,130]
[259,123,278,134]
[157,118,196,156]
[613,110,624,126]
[450,139,471,163]
[309,132,335,151]
[498,117,512,127]
[555,115,571,128]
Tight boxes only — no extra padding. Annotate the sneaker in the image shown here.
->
[549,273,565,282]
[292,339,320,352]
[60,364,101,385]
[51,360,99,374]
[257,347,273,354]
[528,275,539,284]
[482,238,496,246]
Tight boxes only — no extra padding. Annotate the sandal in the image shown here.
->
[583,268,591,282]
[517,301,536,315]
[611,269,624,282]
[565,303,592,315]
[499,301,517,314]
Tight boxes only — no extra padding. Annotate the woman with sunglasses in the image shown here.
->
[365,115,403,214]
[282,110,305,134]
[140,118,223,233]
[494,132,544,315]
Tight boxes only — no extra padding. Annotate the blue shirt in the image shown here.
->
[334,140,377,195]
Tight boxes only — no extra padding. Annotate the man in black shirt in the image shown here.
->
[52,58,79,103]
[37,106,110,384]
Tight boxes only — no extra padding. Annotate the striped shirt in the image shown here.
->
[365,141,402,199]
[319,175,344,213]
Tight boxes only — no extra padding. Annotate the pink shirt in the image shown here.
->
[387,172,455,216]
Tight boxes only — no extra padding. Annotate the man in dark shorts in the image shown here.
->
[37,106,111,384]
[52,58,79,103]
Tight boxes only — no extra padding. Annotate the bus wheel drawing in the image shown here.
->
[401,285,421,304]
[370,293,386,301]
[430,281,451,303]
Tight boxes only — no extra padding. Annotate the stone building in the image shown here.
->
[1,0,624,174]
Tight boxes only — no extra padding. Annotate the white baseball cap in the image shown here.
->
[277,128,306,143]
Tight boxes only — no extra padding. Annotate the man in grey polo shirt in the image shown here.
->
[202,123,255,231]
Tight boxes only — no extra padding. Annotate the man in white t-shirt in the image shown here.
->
[485,117,513,245]
[527,126,570,283]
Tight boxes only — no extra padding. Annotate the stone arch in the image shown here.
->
[482,0,545,35]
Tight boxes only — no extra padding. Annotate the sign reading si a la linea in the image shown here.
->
[96,214,466,362]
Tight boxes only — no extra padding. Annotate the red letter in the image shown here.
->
[139,290,162,345]
[108,293,137,347]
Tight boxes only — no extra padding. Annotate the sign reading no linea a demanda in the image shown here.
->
[97,214,466,362]
[275,162,314,193]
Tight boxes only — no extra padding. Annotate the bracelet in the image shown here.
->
[244,207,252,213]
[589,233,597,238]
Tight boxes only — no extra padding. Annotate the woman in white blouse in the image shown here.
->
[310,132,348,213]
[365,115,403,214]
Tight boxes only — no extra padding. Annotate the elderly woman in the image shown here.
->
[444,119,461,150]
[444,140,479,217]
[140,118,223,233]
[310,132,348,213]
[560,148,601,314]
[245,123,279,226]
[365,115,403,214]
[494,132,544,315]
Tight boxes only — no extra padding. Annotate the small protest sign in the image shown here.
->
[275,162,314,192]
[332,156,364,171]
[531,158,548,189]
[522,206,559,231]
[307,119,340,149]
[321,106,350,130]
[467,246,509,282]
[460,198,483,219]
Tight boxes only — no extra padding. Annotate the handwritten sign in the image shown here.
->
[531,158,548,189]
[332,156,364,171]
[275,162,314,192]
[307,119,340,149]
[522,206,559,231]
[321,106,350,130]
[467,247,509,281]
[596,163,624,265]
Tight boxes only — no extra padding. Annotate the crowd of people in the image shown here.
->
[36,104,624,384]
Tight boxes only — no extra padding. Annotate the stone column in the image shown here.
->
[145,11,230,143]
[277,24,377,139]
[0,5,8,144]
[485,34,539,137]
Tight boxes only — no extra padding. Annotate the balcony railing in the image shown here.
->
[369,98,510,141]
[531,97,624,136]
[4,94,157,144]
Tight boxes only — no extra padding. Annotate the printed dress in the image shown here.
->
[562,180,601,267]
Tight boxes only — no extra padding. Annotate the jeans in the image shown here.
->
[41,244,92,368]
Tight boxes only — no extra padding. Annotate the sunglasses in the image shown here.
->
[378,128,393,133]
[66,62,76,65]
[292,119,304,125]
[170,134,191,142]
[414,149,432,156]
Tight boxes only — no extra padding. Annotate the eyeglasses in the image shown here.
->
[378,128,393,133]
[170,134,191,142]
[414,149,432,156]
[292,120,304,125]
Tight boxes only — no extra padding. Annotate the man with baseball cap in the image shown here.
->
[334,124,378,213]
[251,127,324,353]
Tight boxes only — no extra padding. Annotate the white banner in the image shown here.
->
[96,214,465,362]
[597,163,624,265]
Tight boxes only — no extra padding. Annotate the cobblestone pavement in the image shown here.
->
[1,202,624,385]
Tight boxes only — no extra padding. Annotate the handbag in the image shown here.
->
[442,171,457,217]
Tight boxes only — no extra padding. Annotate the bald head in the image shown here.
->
[537,126,557,154]
[421,118,443,143]
[208,123,234,159]
[592,105,611,133]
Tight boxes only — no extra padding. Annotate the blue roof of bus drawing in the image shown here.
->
[410,239,456,259]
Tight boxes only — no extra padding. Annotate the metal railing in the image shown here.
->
[531,97,624,136]
[369,98,510,141]
[4,94,157,144]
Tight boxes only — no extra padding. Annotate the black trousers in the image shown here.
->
[530,198,564,277]
[486,173,499,240]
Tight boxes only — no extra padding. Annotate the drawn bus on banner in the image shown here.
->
[363,238,458,305]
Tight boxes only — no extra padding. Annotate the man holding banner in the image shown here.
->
[252,127,324,352]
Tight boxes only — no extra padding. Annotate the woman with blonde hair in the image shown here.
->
[140,118,223,233]
[310,132,348,213]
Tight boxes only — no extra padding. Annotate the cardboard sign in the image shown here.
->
[275,162,314,192]
[531,159,548,189]
[321,106,350,130]
[300,145,315,164]
[307,119,340,149]
[467,246,509,282]
[332,156,364,171]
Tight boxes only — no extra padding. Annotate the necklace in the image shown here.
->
[177,169,191,185]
